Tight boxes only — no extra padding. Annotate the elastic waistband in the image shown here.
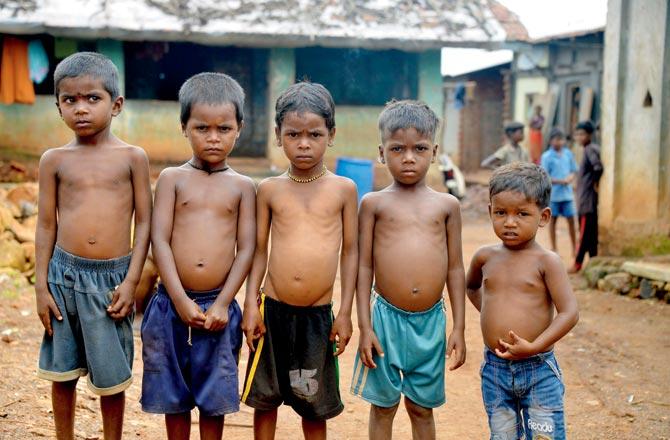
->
[262,292,332,313]
[157,283,221,301]
[484,346,554,364]
[372,286,444,316]
[51,246,131,272]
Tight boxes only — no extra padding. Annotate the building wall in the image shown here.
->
[457,68,506,171]
[599,0,670,255]
[0,97,194,161]
[513,76,548,124]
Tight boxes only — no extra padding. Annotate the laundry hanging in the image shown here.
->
[28,40,49,84]
[0,37,36,105]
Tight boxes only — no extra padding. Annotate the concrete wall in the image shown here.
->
[0,96,193,161]
[599,0,670,255]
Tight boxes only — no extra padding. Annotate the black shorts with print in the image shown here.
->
[241,294,344,421]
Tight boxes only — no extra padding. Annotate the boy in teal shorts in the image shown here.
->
[351,100,466,440]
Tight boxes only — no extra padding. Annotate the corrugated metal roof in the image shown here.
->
[0,0,524,50]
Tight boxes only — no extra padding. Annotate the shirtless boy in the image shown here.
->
[141,72,256,440]
[350,100,466,440]
[241,82,358,440]
[466,162,579,439]
[35,52,152,440]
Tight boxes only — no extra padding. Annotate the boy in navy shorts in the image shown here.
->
[541,127,578,254]
[141,73,256,439]
[467,163,579,439]
[241,82,358,439]
[350,100,466,440]
[35,52,152,439]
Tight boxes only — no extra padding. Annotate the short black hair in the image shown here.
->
[575,120,595,134]
[54,52,120,99]
[504,121,524,137]
[179,72,245,126]
[275,81,335,131]
[549,127,565,140]
[378,100,439,142]
[489,162,551,209]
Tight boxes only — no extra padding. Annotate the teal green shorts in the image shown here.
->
[350,288,447,408]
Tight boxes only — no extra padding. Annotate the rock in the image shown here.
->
[628,287,641,299]
[7,218,34,243]
[1,328,19,344]
[597,279,606,290]
[602,272,632,293]
[0,268,30,297]
[21,242,35,271]
[0,238,25,270]
[0,203,14,230]
[584,265,607,288]
[5,183,38,212]
[639,279,654,299]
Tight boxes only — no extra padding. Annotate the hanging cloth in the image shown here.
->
[28,40,49,84]
[0,37,36,105]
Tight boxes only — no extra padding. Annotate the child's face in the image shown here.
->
[183,102,242,164]
[276,111,334,170]
[511,128,524,143]
[379,127,437,186]
[574,129,591,147]
[489,190,550,248]
[550,136,564,151]
[56,75,122,137]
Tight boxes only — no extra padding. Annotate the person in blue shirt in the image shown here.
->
[541,128,577,255]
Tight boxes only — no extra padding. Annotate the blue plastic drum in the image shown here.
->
[335,157,374,203]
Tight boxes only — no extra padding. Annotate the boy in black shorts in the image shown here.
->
[241,82,359,439]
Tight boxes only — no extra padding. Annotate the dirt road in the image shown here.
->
[1,212,669,439]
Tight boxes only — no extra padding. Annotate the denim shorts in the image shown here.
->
[37,246,134,396]
[480,348,565,440]
[550,200,575,218]
[351,288,446,409]
[141,284,242,416]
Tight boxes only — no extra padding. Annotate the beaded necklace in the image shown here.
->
[287,165,327,183]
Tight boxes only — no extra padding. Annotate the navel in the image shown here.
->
[412,287,420,295]
[196,260,205,268]
[87,236,96,245]
[294,275,302,282]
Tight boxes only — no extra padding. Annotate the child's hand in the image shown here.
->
[107,281,135,320]
[330,314,352,356]
[204,302,229,332]
[35,286,62,337]
[241,304,265,352]
[447,329,466,370]
[174,298,206,329]
[495,331,537,360]
[358,327,383,369]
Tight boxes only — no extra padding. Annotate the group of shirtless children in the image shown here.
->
[35,52,579,440]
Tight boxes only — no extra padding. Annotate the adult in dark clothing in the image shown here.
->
[570,121,603,272]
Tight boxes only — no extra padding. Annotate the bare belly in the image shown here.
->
[56,208,132,259]
[265,238,340,306]
[170,218,236,291]
[481,295,554,352]
[373,240,448,311]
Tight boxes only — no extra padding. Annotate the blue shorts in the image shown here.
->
[37,246,134,396]
[550,200,575,218]
[350,288,447,409]
[140,284,242,416]
[481,348,565,440]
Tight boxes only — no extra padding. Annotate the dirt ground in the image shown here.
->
[1,203,669,439]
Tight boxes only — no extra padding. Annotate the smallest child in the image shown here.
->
[481,121,528,168]
[467,162,579,440]
[541,127,578,254]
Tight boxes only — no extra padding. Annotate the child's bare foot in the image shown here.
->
[568,263,582,274]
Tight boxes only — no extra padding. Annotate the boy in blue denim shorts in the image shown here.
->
[350,101,466,440]
[35,52,152,439]
[140,72,256,440]
[466,162,579,440]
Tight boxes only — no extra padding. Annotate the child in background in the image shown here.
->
[481,121,529,168]
[141,72,256,440]
[541,127,577,254]
[467,162,579,439]
[241,82,358,439]
[35,52,152,440]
